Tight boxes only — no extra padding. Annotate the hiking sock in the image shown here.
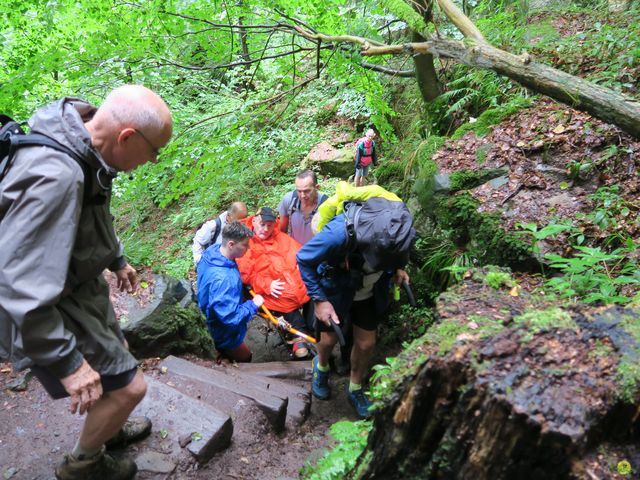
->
[72,440,101,460]
[348,382,362,393]
[317,361,330,373]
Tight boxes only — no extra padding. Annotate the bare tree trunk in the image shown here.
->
[411,1,442,102]
[412,33,442,102]
[238,16,251,62]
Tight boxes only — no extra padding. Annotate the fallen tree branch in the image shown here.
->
[362,38,640,138]
[435,0,486,42]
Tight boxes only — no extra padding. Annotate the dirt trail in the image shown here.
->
[0,350,356,479]
[0,274,359,480]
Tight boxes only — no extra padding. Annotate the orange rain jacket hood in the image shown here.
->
[236,215,309,313]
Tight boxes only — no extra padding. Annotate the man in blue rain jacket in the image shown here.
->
[197,221,264,362]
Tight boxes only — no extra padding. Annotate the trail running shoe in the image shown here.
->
[347,388,373,419]
[292,341,310,359]
[312,356,331,400]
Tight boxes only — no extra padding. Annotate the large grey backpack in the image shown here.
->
[344,197,416,271]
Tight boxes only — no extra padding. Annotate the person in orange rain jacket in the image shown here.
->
[236,207,313,358]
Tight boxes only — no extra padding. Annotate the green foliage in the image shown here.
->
[378,304,435,350]
[518,186,640,304]
[516,221,572,260]
[415,230,475,289]
[555,18,640,92]
[369,336,429,403]
[545,246,639,304]
[513,307,577,338]
[436,193,533,267]
[484,271,514,289]
[579,186,640,248]
[379,0,429,36]
[373,158,407,187]
[300,420,372,480]
[617,311,640,403]
[617,361,640,404]
[451,95,533,139]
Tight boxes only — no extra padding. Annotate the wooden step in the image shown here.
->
[228,360,312,381]
[160,356,289,431]
[222,365,311,425]
[133,375,233,463]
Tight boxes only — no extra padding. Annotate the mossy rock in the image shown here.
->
[305,142,354,178]
[121,275,214,358]
[434,192,535,269]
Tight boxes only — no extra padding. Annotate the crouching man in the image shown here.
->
[197,221,264,362]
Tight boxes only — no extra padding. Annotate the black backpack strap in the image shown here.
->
[288,189,300,216]
[4,132,94,205]
[343,200,363,253]
[211,217,223,244]
[0,118,26,182]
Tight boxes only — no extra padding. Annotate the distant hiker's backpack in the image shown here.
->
[0,115,94,204]
[356,137,374,167]
[287,189,328,218]
[343,197,415,271]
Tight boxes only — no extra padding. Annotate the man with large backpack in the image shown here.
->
[0,85,172,480]
[278,169,328,245]
[192,201,248,265]
[354,129,378,187]
[297,197,415,418]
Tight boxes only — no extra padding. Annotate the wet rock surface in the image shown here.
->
[107,271,215,360]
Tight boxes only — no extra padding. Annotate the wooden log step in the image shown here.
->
[133,375,233,464]
[160,356,289,431]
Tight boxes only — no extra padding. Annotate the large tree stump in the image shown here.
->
[355,269,640,479]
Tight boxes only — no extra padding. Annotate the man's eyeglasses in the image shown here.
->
[135,129,161,157]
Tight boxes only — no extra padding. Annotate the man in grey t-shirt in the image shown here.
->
[278,170,327,245]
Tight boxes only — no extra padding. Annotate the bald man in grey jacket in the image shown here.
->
[0,85,172,479]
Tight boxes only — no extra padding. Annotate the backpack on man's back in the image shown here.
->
[343,197,415,271]
[0,115,94,204]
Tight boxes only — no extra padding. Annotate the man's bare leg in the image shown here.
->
[77,370,147,450]
[317,331,337,368]
[349,326,376,386]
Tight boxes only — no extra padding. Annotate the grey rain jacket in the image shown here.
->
[0,98,137,379]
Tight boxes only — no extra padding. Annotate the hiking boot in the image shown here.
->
[55,446,137,480]
[312,356,331,400]
[105,416,152,450]
[347,387,373,419]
